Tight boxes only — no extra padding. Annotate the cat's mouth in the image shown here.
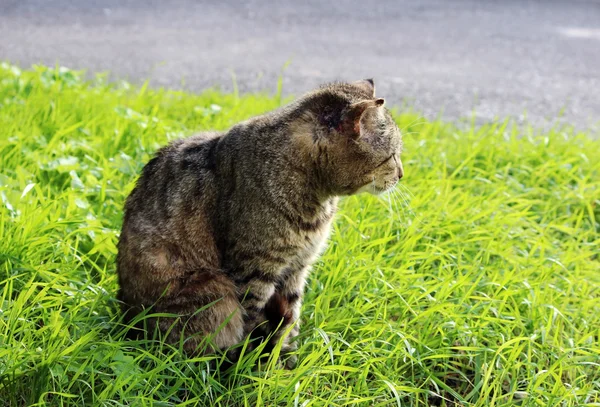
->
[372,186,390,195]
[356,179,398,195]
[371,184,396,195]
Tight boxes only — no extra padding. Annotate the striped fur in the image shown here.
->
[116,79,403,366]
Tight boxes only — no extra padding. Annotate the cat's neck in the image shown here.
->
[217,113,334,219]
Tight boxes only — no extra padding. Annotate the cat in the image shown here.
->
[116,79,404,367]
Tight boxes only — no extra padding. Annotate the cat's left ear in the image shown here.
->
[340,98,385,138]
[353,79,376,98]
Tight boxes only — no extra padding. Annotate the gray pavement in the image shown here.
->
[1,0,599,128]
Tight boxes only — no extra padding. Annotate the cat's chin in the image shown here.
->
[356,183,393,196]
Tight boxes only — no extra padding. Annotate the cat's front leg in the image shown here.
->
[236,276,277,342]
[265,266,310,368]
[233,265,307,368]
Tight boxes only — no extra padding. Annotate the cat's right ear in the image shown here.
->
[353,79,376,98]
[339,98,385,138]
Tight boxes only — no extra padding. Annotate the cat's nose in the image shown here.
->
[396,161,404,180]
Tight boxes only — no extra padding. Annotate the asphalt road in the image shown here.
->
[1,0,599,128]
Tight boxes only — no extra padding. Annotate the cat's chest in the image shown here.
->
[284,199,337,267]
[293,225,330,263]
[224,198,337,277]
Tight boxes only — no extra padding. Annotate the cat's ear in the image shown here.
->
[340,98,385,138]
[353,79,376,98]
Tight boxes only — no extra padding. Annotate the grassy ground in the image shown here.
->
[0,63,599,407]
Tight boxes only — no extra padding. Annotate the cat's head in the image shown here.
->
[299,79,404,197]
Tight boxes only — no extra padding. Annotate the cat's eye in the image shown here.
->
[373,154,394,169]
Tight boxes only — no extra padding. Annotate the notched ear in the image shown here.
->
[340,98,385,138]
[353,79,376,98]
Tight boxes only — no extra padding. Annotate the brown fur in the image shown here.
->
[116,79,403,365]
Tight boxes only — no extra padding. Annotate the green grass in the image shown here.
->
[0,63,599,407]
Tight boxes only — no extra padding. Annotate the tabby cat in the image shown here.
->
[116,79,404,367]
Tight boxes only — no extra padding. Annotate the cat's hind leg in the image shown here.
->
[152,270,245,355]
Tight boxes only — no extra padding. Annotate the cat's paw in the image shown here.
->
[283,353,298,370]
[280,345,298,369]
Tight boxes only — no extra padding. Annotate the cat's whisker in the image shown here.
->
[390,186,406,207]
[388,189,409,227]
[398,131,423,137]
[392,186,419,225]
[385,190,395,220]
[394,188,409,215]
[395,186,426,226]
[397,189,411,208]
[383,187,403,223]
[388,189,403,222]
[398,183,415,199]
[398,115,432,133]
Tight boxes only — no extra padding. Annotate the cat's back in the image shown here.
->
[119,132,223,273]
[124,131,222,216]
